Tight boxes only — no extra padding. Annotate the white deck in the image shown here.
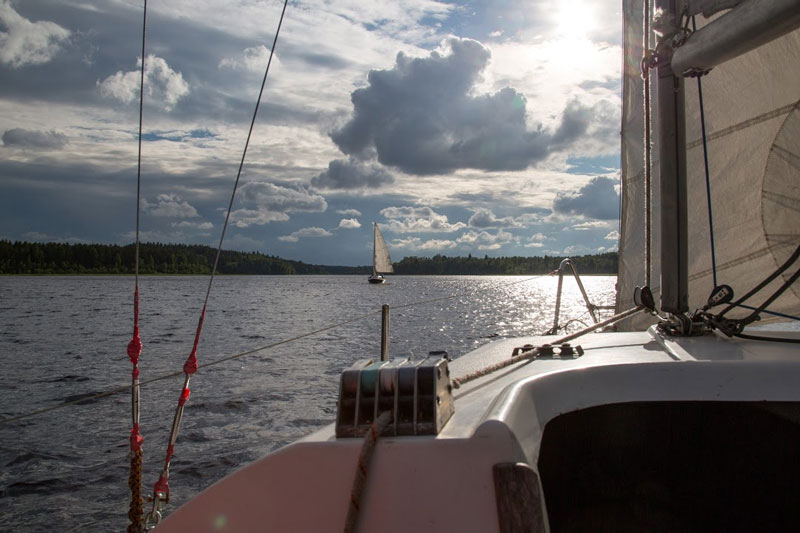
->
[158,328,800,532]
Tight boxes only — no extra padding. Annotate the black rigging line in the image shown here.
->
[692,15,717,288]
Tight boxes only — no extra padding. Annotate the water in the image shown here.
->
[0,274,616,531]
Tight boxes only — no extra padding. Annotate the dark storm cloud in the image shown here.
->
[329,37,609,176]
[2,128,68,149]
[311,158,394,189]
[552,176,619,220]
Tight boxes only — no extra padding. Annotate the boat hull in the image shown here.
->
[157,329,800,532]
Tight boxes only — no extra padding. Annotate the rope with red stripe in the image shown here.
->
[144,1,289,527]
[127,1,147,531]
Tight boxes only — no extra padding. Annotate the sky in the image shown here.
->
[0,0,623,266]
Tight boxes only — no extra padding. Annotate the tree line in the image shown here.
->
[0,240,617,275]
[393,252,618,275]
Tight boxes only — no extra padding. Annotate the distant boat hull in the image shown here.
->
[367,274,385,284]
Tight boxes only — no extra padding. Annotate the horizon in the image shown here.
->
[1,1,623,267]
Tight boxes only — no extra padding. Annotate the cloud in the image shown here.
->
[2,128,68,149]
[468,208,520,228]
[218,45,277,72]
[278,226,332,242]
[98,54,189,111]
[311,158,394,190]
[456,229,514,250]
[172,220,214,230]
[605,230,620,241]
[229,208,288,228]
[230,182,327,228]
[337,208,361,217]
[143,194,199,218]
[380,206,466,233]
[552,176,619,220]
[338,218,361,229]
[0,1,70,68]
[571,221,611,231]
[239,181,327,212]
[329,37,613,176]
[21,231,87,244]
[390,237,457,251]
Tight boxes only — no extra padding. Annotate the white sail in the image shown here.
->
[617,0,800,328]
[373,223,393,274]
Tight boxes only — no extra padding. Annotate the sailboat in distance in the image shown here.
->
[368,222,393,284]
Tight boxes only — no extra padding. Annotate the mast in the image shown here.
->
[372,222,378,277]
[656,0,689,315]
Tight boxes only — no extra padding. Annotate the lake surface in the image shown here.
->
[0,274,615,531]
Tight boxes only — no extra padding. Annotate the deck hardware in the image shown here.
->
[634,285,656,312]
[511,343,583,359]
[336,354,454,437]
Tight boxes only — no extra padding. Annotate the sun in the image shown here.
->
[553,1,596,41]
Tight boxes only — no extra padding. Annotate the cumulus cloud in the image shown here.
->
[572,221,611,231]
[218,45,276,72]
[311,158,394,190]
[468,208,520,229]
[456,229,514,250]
[239,181,327,212]
[230,182,327,228]
[172,220,214,230]
[552,176,619,220]
[98,54,189,111]
[380,206,466,233]
[229,208,288,228]
[2,128,68,149]
[338,218,361,229]
[605,230,620,241]
[278,226,332,242]
[0,1,70,68]
[337,208,362,217]
[143,194,199,218]
[390,237,457,251]
[329,37,614,176]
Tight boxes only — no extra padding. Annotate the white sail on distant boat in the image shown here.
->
[368,222,392,284]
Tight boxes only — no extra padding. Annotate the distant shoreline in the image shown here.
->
[0,240,618,276]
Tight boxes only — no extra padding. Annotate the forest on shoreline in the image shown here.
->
[0,240,618,276]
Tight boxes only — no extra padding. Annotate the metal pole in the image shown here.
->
[567,261,600,324]
[657,0,689,314]
[380,304,389,361]
[673,0,800,76]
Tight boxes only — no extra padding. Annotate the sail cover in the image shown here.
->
[374,224,393,274]
[617,0,800,328]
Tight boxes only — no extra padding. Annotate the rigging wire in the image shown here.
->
[143,4,302,523]
[127,1,147,531]
[691,16,718,288]
[644,0,653,288]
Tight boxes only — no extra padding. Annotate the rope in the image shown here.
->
[127,2,147,531]
[344,410,392,533]
[127,448,144,533]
